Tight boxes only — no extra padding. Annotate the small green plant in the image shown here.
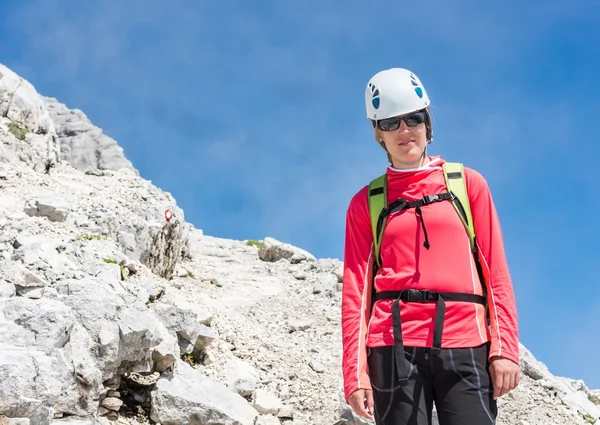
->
[145,293,162,307]
[246,239,263,248]
[7,122,28,141]
[186,269,194,278]
[181,352,197,366]
[103,258,117,264]
[165,193,171,200]
[583,413,597,424]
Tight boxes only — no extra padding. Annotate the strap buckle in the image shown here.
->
[402,289,437,303]
[421,195,439,205]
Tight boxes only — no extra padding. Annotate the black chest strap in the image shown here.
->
[376,192,456,251]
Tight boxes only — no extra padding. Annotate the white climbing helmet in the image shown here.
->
[365,68,431,120]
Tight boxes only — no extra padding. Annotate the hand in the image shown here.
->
[489,356,520,399]
[347,389,374,420]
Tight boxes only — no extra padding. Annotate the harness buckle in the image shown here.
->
[417,289,435,302]
[422,195,439,205]
[402,289,436,303]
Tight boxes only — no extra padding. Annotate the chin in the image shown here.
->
[396,150,421,161]
[391,152,424,167]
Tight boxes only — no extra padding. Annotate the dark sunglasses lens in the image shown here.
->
[404,112,426,126]
[379,117,400,131]
[379,112,426,131]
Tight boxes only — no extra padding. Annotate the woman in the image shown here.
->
[341,68,520,425]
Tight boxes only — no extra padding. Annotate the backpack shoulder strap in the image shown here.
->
[442,162,476,250]
[368,174,387,268]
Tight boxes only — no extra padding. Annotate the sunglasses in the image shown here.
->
[378,111,427,131]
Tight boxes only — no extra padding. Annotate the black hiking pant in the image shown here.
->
[367,342,497,425]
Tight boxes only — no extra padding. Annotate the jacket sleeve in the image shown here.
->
[341,186,375,401]
[466,168,520,365]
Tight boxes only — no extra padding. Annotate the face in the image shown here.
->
[375,111,428,168]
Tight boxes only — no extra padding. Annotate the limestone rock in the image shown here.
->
[24,197,70,223]
[227,358,259,397]
[309,360,326,373]
[288,320,311,333]
[255,415,281,425]
[334,264,343,283]
[258,237,315,263]
[0,65,54,136]
[150,360,258,425]
[14,269,47,299]
[42,96,134,173]
[0,418,31,425]
[194,324,218,353]
[150,302,209,354]
[254,389,283,415]
[100,397,122,411]
[0,280,16,298]
[0,64,59,172]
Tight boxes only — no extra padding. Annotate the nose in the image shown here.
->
[398,120,411,133]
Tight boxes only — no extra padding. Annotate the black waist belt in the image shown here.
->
[374,289,486,386]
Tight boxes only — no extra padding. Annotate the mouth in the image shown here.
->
[398,139,415,146]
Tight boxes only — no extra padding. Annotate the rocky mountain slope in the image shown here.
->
[42,96,135,174]
[0,61,599,425]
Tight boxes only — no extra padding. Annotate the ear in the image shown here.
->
[373,127,382,143]
[424,108,434,143]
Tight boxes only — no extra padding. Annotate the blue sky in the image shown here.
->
[1,0,600,389]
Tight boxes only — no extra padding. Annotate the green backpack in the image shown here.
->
[368,162,475,267]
